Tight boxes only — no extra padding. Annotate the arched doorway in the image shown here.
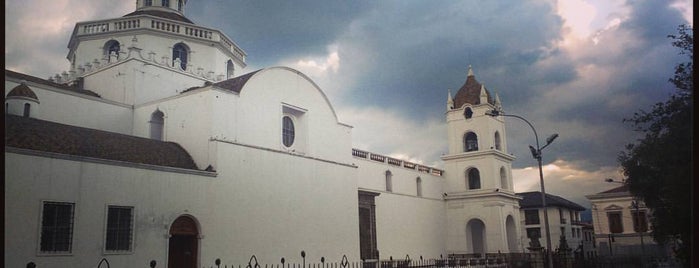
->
[168,216,199,268]
[466,219,486,256]
[506,215,518,252]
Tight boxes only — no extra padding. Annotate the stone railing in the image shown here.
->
[72,15,246,63]
[351,148,444,177]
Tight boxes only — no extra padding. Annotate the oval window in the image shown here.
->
[282,116,295,147]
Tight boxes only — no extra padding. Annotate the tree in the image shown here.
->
[618,24,693,266]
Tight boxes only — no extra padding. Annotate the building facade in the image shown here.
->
[516,192,586,253]
[5,1,578,267]
[586,185,668,257]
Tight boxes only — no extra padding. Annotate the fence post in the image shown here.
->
[26,262,36,268]
[150,260,157,268]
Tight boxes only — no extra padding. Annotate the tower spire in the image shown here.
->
[467,65,474,77]
[479,84,488,104]
[447,89,454,110]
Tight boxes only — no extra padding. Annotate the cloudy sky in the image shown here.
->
[4,0,692,207]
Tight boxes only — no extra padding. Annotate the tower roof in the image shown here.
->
[7,82,38,100]
[453,66,494,108]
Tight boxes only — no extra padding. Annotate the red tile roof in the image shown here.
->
[453,73,494,108]
[5,115,199,170]
[7,83,38,100]
[212,70,261,93]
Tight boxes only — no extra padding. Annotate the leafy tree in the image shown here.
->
[618,24,692,266]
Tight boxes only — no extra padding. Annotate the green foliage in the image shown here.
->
[618,24,693,266]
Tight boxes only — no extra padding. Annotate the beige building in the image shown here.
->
[586,185,667,257]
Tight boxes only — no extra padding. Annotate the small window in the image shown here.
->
[105,206,134,252]
[526,227,541,239]
[416,177,422,197]
[494,131,501,150]
[607,212,623,233]
[632,211,648,232]
[23,103,31,117]
[226,60,235,79]
[467,168,481,189]
[172,43,189,70]
[144,0,152,6]
[524,209,540,225]
[464,107,473,119]
[464,132,478,152]
[282,116,295,147]
[40,202,75,253]
[385,170,393,192]
[104,40,120,62]
[500,167,508,190]
[162,0,170,7]
[177,0,183,11]
[149,110,164,141]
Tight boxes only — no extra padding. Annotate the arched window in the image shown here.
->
[494,131,501,150]
[226,60,235,79]
[500,167,508,190]
[23,103,31,117]
[464,107,473,119]
[104,40,120,62]
[162,0,170,8]
[177,0,184,11]
[467,168,481,190]
[149,110,164,140]
[464,132,478,152]
[282,116,295,147]
[172,43,189,70]
[416,177,422,197]
[385,171,393,192]
[144,0,152,6]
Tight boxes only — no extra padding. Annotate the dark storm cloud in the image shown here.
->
[186,0,373,67]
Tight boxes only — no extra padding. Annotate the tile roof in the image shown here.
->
[212,70,261,93]
[598,185,629,194]
[7,83,38,100]
[123,10,194,24]
[453,73,494,108]
[5,115,199,170]
[5,70,101,98]
[517,191,586,211]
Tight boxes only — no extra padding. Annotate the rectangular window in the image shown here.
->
[607,212,623,233]
[105,206,134,252]
[526,227,541,239]
[524,209,540,225]
[40,202,75,253]
[632,210,648,232]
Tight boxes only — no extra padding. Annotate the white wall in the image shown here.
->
[355,157,446,258]
[4,80,133,135]
[5,139,359,267]
[82,59,210,105]
[235,67,353,165]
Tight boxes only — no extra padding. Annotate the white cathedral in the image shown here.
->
[4,1,566,267]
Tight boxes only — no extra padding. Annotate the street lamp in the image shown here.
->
[487,109,558,268]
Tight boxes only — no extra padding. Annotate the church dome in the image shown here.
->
[127,0,193,23]
[453,66,493,108]
[7,82,38,101]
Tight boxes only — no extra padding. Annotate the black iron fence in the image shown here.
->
[22,250,680,268]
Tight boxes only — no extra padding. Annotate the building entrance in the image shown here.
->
[168,216,199,268]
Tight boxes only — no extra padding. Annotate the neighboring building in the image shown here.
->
[6,1,575,267]
[578,223,597,260]
[586,185,668,257]
[516,192,586,253]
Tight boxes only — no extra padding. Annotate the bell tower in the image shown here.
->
[441,66,522,255]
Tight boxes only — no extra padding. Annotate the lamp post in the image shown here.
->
[487,109,558,268]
